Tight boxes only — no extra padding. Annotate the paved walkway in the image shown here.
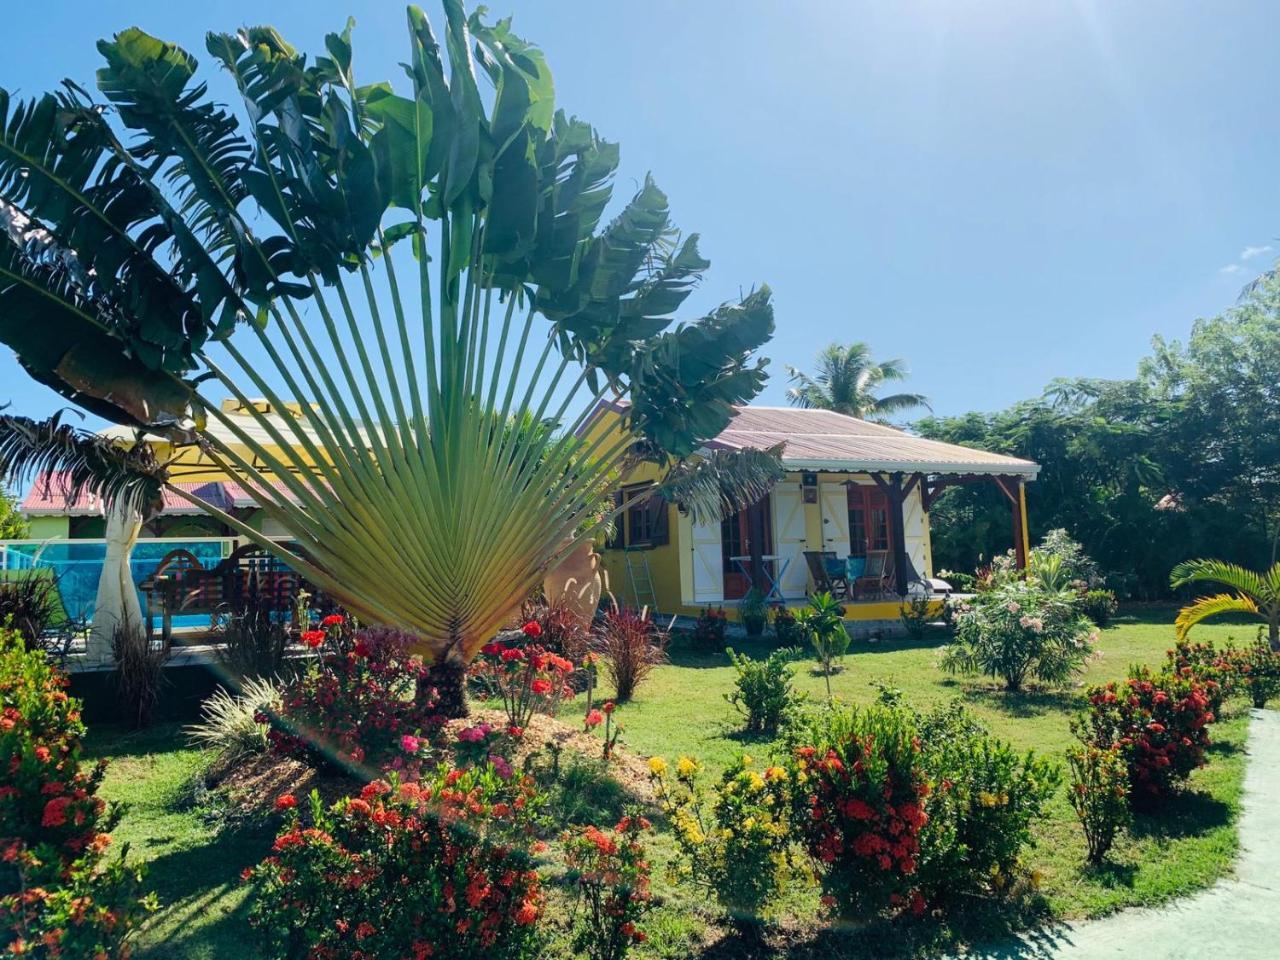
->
[965,708,1280,959]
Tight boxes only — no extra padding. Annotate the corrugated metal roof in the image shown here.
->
[21,473,301,517]
[582,400,1039,478]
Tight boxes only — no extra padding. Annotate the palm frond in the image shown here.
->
[0,410,167,517]
[1174,593,1259,640]
[1169,558,1272,602]
[656,444,786,524]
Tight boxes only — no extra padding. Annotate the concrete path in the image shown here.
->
[965,708,1280,960]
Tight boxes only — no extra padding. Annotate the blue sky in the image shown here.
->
[3,0,1279,421]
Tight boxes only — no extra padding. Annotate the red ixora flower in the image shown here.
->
[521,621,543,639]
[353,641,371,658]
[530,679,553,696]
[322,614,345,627]
[275,794,297,811]
[602,701,617,715]
[584,709,604,729]
[300,630,325,648]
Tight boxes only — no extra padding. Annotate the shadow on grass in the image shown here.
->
[688,893,1061,960]
[84,723,198,763]
[131,820,271,959]
[1129,789,1233,840]
[960,686,1082,719]
[1080,859,1138,890]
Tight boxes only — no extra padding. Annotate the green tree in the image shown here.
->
[0,483,26,539]
[785,342,929,421]
[0,7,779,707]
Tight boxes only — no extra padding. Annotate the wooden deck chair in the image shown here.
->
[803,551,849,599]
[854,550,890,599]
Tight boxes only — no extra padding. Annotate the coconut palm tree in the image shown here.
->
[785,342,930,421]
[1170,559,1280,650]
[0,6,781,708]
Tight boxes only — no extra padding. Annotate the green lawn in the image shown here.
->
[87,606,1257,958]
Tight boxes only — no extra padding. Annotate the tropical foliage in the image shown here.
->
[0,7,775,676]
[1170,558,1280,650]
[784,342,929,421]
[918,279,1280,597]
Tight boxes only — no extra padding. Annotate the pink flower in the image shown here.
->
[490,755,514,780]
[400,734,421,754]
[584,709,604,729]
[457,724,490,744]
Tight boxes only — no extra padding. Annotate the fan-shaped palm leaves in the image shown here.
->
[0,5,777,672]
[1170,559,1280,650]
[785,342,929,421]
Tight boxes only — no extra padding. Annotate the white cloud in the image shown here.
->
[1220,263,1243,275]
[1241,244,1273,260]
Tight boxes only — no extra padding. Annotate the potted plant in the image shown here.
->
[739,588,768,638]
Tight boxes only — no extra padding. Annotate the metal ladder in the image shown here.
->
[623,547,658,613]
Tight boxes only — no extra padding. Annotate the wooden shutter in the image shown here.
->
[648,492,670,546]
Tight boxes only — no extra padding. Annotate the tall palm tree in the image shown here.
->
[1170,559,1280,650]
[785,342,930,421]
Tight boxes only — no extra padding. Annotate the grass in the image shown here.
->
[85,606,1258,958]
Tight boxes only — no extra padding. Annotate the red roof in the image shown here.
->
[21,472,302,517]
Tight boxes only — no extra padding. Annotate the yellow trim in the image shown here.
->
[1019,481,1031,562]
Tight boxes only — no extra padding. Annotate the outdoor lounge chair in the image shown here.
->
[853,550,890,599]
[885,552,954,599]
[803,551,849,599]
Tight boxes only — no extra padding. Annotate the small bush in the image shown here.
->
[940,583,1096,692]
[214,593,294,680]
[111,621,171,728]
[724,647,803,736]
[1075,666,1216,808]
[899,594,935,640]
[915,702,1060,904]
[472,628,576,730]
[1066,744,1131,865]
[795,592,849,701]
[770,604,803,646]
[1080,589,1118,627]
[650,754,792,920]
[563,813,654,960]
[594,605,668,702]
[0,629,153,956]
[521,597,592,663]
[691,606,728,652]
[786,704,929,919]
[937,569,976,593]
[0,570,62,651]
[1235,637,1280,708]
[246,768,545,959]
[1164,638,1238,712]
[739,588,768,638]
[185,676,282,762]
[265,623,443,776]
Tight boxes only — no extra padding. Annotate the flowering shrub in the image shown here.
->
[771,604,803,646]
[472,630,576,729]
[914,702,1059,904]
[521,597,592,662]
[1234,638,1280,708]
[448,722,515,780]
[650,754,792,920]
[786,705,929,919]
[246,767,545,960]
[691,606,728,652]
[0,629,152,956]
[940,583,1096,691]
[594,606,668,702]
[1066,744,1131,864]
[1164,638,1239,712]
[563,814,653,960]
[1075,666,1216,808]
[724,647,803,736]
[265,624,443,776]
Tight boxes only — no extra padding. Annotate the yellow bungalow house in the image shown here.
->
[582,399,1040,626]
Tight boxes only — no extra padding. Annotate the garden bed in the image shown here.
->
[85,608,1255,959]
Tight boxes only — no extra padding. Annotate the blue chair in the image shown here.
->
[845,556,866,582]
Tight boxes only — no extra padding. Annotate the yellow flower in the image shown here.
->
[648,756,668,777]
[1030,869,1044,890]
[977,791,998,808]
[746,772,766,792]
[741,754,754,766]
[743,817,757,831]
[765,766,787,782]
[676,756,698,778]
[721,828,734,839]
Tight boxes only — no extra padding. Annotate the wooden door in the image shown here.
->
[771,484,809,599]
[721,496,773,601]
[847,485,893,558]
[819,483,851,557]
[690,515,724,602]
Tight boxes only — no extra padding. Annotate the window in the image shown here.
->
[619,485,669,549]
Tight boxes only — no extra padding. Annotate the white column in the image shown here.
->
[86,501,144,665]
